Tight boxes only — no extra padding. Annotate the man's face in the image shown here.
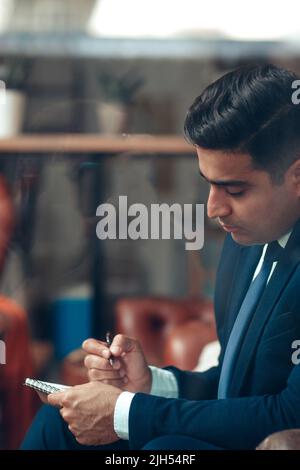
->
[196,147,300,245]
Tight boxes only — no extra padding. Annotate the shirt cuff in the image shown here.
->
[149,365,179,398]
[114,368,179,440]
[114,391,135,440]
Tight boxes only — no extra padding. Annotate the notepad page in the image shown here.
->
[24,378,70,394]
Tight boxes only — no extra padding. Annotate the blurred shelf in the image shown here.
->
[0,134,194,154]
[0,33,294,59]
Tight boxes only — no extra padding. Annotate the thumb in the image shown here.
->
[47,391,65,408]
[110,334,139,357]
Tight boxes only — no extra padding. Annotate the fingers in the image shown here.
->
[82,335,141,365]
[88,374,125,388]
[82,338,109,356]
[82,338,117,364]
[48,391,66,408]
[68,424,78,437]
[87,367,127,385]
[86,366,123,381]
[110,334,139,357]
[84,353,126,385]
[84,353,120,371]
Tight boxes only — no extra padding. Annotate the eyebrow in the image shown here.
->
[198,169,248,187]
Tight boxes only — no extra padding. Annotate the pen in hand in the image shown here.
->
[105,331,114,367]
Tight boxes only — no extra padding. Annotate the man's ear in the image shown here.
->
[288,159,300,196]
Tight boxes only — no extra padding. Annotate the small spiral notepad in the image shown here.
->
[24,378,70,395]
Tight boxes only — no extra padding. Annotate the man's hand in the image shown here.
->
[82,335,152,394]
[47,381,121,446]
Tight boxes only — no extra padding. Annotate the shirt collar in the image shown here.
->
[260,230,292,261]
[278,231,292,249]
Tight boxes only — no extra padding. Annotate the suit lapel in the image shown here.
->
[229,221,300,397]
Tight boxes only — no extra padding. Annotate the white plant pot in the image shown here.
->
[0,89,26,137]
[96,102,127,135]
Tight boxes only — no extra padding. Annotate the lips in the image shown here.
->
[220,223,239,232]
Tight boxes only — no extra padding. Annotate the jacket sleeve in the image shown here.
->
[166,365,221,400]
[128,363,300,450]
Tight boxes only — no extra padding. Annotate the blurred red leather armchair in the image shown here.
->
[0,174,39,449]
[115,296,217,370]
[61,296,217,386]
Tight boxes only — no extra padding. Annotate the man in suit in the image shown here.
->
[21,63,300,450]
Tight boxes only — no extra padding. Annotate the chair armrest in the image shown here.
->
[163,319,217,370]
[115,297,216,368]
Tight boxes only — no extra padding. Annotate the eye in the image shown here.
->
[226,189,245,197]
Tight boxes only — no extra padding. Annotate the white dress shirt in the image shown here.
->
[114,231,291,440]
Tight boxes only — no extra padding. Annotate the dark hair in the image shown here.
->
[184,63,300,182]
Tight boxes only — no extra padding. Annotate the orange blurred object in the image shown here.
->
[0,296,39,449]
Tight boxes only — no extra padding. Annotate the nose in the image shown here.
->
[207,186,232,220]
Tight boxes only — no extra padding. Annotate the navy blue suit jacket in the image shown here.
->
[128,220,300,449]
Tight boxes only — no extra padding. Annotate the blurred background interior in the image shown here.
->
[1,0,300,449]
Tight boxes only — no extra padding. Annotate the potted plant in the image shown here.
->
[0,59,31,137]
[97,70,144,134]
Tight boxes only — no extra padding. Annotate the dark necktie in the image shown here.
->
[217,240,283,399]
